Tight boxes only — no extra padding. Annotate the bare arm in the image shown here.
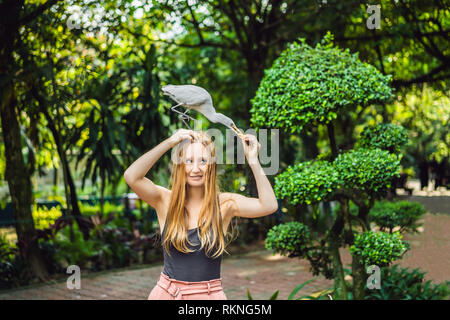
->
[123,129,195,209]
[225,136,278,219]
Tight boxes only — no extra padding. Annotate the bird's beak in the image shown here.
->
[230,123,245,140]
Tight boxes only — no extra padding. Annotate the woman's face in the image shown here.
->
[184,142,209,187]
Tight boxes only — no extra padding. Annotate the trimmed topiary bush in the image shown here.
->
[251,31,409,299]
[274,160,339,206]
[359,123,409,153]
[274,148,402,206]
[349,231,410,267]
[250,32,393,133]
[265,221,312,257]
[369,200,426,234]
[333,148,402,195]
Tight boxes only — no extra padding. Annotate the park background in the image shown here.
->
[0,0,449,299]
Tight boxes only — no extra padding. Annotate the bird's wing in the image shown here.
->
[162,84,212,106]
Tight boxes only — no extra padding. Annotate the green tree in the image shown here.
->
[252,33,408,299]
[0,0,63,281]
[76,71,128,215]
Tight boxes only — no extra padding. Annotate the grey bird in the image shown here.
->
[162,84,244,138]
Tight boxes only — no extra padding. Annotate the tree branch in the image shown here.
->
[392,63,449,87]
[186,3,204,43]
[18,0,61,26]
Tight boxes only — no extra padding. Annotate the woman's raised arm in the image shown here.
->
[223,134,278,219]
[123,129,195,209]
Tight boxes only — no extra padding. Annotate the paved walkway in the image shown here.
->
[0,244,334,300]
[0,211,448,300]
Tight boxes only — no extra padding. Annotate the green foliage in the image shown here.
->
[333,148,401,195]
[265,222,311,257]
[250,32,393,133]
[79,202,123,217]
[0,233,16,263]
[51,224,99,269]
[247,278,323,300]
[49,220,140,271]
[349,231,410,267]
[274,148,401,206]
[0,234,32,289]
[369,200,426,233]
[89,225,139,270]
[269,290,279,300]
[274,160,339,206]
[32,204,63,230]
[365,265,450,300]
[287,278,319,300]
[246,288,280,300]
[392,86,450,164]
[359,123,409,153]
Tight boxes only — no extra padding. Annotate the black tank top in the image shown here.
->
[161,196,223,282]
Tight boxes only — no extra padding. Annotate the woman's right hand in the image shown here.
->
[169,129,196,148]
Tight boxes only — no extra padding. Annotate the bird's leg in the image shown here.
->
[180,108,193,121]
[170,103,196,122]
[181,117,192,129]
[170,103,196,129]
[170,102,185,116]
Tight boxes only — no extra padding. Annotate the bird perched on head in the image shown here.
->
[162,84,244,139]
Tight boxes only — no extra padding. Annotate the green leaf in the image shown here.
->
[288,278,318,300]
[247,288,253,300]
[269,290,279,300]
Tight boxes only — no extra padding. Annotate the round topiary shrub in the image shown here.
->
[250,32,393,134]
[369,200,426,233]
[359,123,409,153]
[273,160,339,206]
[333,148,401,195]
[265,221,312,257]
[349,231,410,267]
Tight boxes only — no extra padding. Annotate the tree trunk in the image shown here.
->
[351,255,367,300]
[350,202,372,299]
[329,234,347,299]
[53,166,58,188]
[327,122,338,160]
[328,214,347,299]
[100,171,105,216]
[357,202,371,231]
[0,81,49,281]
[301,126,320,160]
[340,199,367,299]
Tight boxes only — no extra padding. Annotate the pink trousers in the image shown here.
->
[147,272,227,300]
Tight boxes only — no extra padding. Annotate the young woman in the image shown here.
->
[123,129,278,300]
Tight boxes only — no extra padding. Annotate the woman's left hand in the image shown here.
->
[243,134,261,163]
